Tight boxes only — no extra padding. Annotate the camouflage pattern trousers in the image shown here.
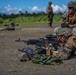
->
[48,14,53,27]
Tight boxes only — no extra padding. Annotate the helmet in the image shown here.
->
[72,28,76,35]
[48,1,52,5]
[57,28,72,36]
[67,1,76,9]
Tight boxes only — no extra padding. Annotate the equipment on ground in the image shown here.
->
[0,22,20,31]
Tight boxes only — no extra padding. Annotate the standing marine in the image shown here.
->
[46,1,54,27]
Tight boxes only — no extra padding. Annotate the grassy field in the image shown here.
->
[0,14,62,24]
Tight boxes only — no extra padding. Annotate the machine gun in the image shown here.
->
[15,34,58,46]
[15,34,59,55]
[15,38,45,46]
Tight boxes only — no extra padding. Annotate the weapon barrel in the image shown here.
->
[15,38,42,45]
[15,38,27,43]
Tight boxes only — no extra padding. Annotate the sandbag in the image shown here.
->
[32,54,63,65]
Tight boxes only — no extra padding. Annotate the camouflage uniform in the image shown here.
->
[62,12,76,26]
[46,1,54,27]
[57,28,76,60]
[53,1,76,35]
[62,1,76,26]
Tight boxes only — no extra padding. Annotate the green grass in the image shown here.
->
[53,14,62,23]
[10,16,48,24]
[0,14,62,24]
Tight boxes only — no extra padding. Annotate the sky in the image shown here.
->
[0,0,74,14]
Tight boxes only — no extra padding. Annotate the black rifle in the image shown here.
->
[15,34,57,45]
[15,38,45,46]
[15,34,59,50]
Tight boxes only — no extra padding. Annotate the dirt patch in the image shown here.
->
[0,24,76,75]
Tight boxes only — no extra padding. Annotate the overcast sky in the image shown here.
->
[0,0,73,14]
